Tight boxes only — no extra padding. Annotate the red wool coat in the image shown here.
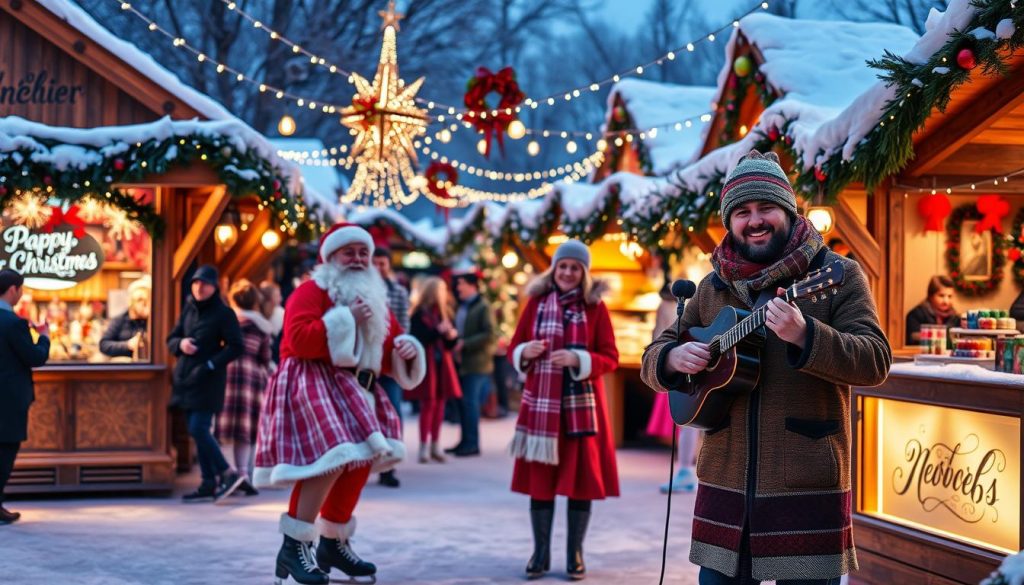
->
[508,294,620,500]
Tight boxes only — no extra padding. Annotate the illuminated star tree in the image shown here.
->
[340,1,429,209]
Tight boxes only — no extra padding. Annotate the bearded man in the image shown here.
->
[254,223,425,585]
[641,150,891,585]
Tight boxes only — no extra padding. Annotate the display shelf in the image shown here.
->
[948,328,1020,336]
[913,353,995,370]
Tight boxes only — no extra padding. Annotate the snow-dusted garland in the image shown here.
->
[0,130,324,239]
[798,0,1023,198]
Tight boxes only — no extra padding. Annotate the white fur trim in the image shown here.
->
[316,516,356,540]
[323,306,361,368]
[253,433,406,487]
[279,513,318,542]
[320,225,374,262]
[391,334,426,389]
[508,430,559,465]
[569,350,592,381]
[512,343,531,376]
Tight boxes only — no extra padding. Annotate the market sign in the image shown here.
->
[0,224,104,290]
[874,398,1019,553]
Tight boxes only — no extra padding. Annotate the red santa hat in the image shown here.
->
[319,223,375,263]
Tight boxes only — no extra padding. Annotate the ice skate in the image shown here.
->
[275,514,329,585]
[316,518,377,584]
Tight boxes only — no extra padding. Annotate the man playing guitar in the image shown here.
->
[641,149,891,585]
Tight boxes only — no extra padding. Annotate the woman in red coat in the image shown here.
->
[508,239,619,581]
[406,276,462,463]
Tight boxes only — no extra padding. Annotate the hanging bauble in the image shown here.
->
[767,127,780,142]
[1010,248,1022,262]
[463,66,526,158]
[113,158,126,171]
[733,56,753,78]
[754,71,765,83]
[956,47,978,70]
[976,194,1010,233]
[613,105,627,123]
[814,166,827,183]
[0,185,8,197]
[42,175,52,186]
[917,192,952,232]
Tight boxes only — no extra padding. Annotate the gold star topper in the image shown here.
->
[378,1,404,31]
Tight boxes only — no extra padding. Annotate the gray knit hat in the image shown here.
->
[720,149,798,227]
[552,240,591,270]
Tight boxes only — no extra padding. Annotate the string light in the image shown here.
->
[895,165,1024,194]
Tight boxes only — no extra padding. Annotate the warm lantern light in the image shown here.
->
[215,224,238,247]
[807,206,835,235]
[527,140,540,156]
[501,251,519,269]
[260,229,282,250]
[507,119,526,140]
[277,114,296,136]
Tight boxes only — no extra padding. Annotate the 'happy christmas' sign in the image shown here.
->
[0,224,104,290]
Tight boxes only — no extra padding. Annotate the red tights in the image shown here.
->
[287,464,371,524]
[418,398,445,443]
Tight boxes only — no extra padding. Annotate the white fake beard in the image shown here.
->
[312,261,390,371]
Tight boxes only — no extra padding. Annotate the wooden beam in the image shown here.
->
[903,59,1024,177]
[835,196,882,282]
[173,186,229,281]
[5,3,205,120]
[221,210,274,281]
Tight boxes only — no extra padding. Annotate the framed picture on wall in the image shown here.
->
[959,221,992,281]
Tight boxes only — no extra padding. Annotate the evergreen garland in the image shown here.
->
[0,132,325,240]
[1009,205,1024,284]
[945,203,1007,295]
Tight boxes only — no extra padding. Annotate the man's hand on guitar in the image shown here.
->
[666,342,710,375]
[765,287,807,349]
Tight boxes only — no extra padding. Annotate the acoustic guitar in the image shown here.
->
[668,260,846,430]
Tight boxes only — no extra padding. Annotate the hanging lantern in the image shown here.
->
[806,206,835,235]
[917,193,952,232]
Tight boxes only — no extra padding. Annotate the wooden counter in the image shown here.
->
[9,365,175,494]
[851,365,1022,584]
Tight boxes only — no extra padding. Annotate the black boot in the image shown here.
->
[526,507,554,579]
[181,482,216,503]
[315,517,377,582]
[566,508,591,580]
[275,535,329,585]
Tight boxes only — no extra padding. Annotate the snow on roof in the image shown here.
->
[36,0,237,122]
[270,138,343,220]
[606,79,717,175]
[344,205,451,255]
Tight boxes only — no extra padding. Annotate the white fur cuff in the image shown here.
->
[279,513,318,542]
[569,349,592,381]
[391,334,426,389]
[316,516,356,540]
[323,305,361,367]
[512,343,531,376]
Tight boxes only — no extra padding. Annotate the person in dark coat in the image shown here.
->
[0,269,50,525]
[905,275,958,346]
[100,276,150,359]
[166,265,244,502]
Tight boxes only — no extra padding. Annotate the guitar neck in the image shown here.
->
[719,285,796,352]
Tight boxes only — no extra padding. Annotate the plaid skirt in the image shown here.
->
[252,357,404,488]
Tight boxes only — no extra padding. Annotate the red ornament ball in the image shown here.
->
[814,166,827,182]
[0,185,7,197]
[1010,248,1022,262]
[113,158,126,171]
[956,48,977,70]
[767,127,780,142]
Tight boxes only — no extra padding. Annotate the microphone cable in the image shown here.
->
[658,428,678,585]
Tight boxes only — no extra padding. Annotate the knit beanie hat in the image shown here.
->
[191,264,219,286]
[552,239,591,270]
[720,149,798,227]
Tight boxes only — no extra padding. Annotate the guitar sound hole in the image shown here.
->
[705,353,723,372]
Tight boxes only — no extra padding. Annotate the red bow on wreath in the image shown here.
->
[43,205,86,238]
[976,194,1010,234]
[917,192,951,232]
[425,161,458,219]
[464,66,525,158]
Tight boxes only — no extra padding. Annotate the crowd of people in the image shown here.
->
[0,149,898,585]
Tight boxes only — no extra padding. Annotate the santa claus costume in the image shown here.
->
[254,223,425,585]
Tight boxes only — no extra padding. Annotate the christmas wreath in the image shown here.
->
[1009,206,1024,285]
[945,203,1007,296]
[464,66,525,157]
[424,161,458,217]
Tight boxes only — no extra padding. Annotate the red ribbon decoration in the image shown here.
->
[351,96,378,130]
[976,194,1010,234]
[43,205,86,238]
[917,193,952,232]
[425,161,458,219]
[463,66,525,158]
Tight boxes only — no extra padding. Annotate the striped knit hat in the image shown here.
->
[720,149,798,227]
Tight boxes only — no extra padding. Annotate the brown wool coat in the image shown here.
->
[640,250,891,581]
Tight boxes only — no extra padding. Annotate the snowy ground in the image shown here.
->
[1,415,704,585]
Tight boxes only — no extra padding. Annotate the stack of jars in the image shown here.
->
[962,309,1016,330]
[952,336,995,359]
[920,324,948,355]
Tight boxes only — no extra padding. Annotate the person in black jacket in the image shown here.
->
[0,269,50,525]
[100,276,150,359]
[905,275,959,346]
[167,265,244,502]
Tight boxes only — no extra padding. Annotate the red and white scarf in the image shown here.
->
[510,287,597,466]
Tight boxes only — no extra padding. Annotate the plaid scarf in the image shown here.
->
[711,215,824,306]
[510,287,597,466]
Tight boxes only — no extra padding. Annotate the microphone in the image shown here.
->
[671,279,697,318]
